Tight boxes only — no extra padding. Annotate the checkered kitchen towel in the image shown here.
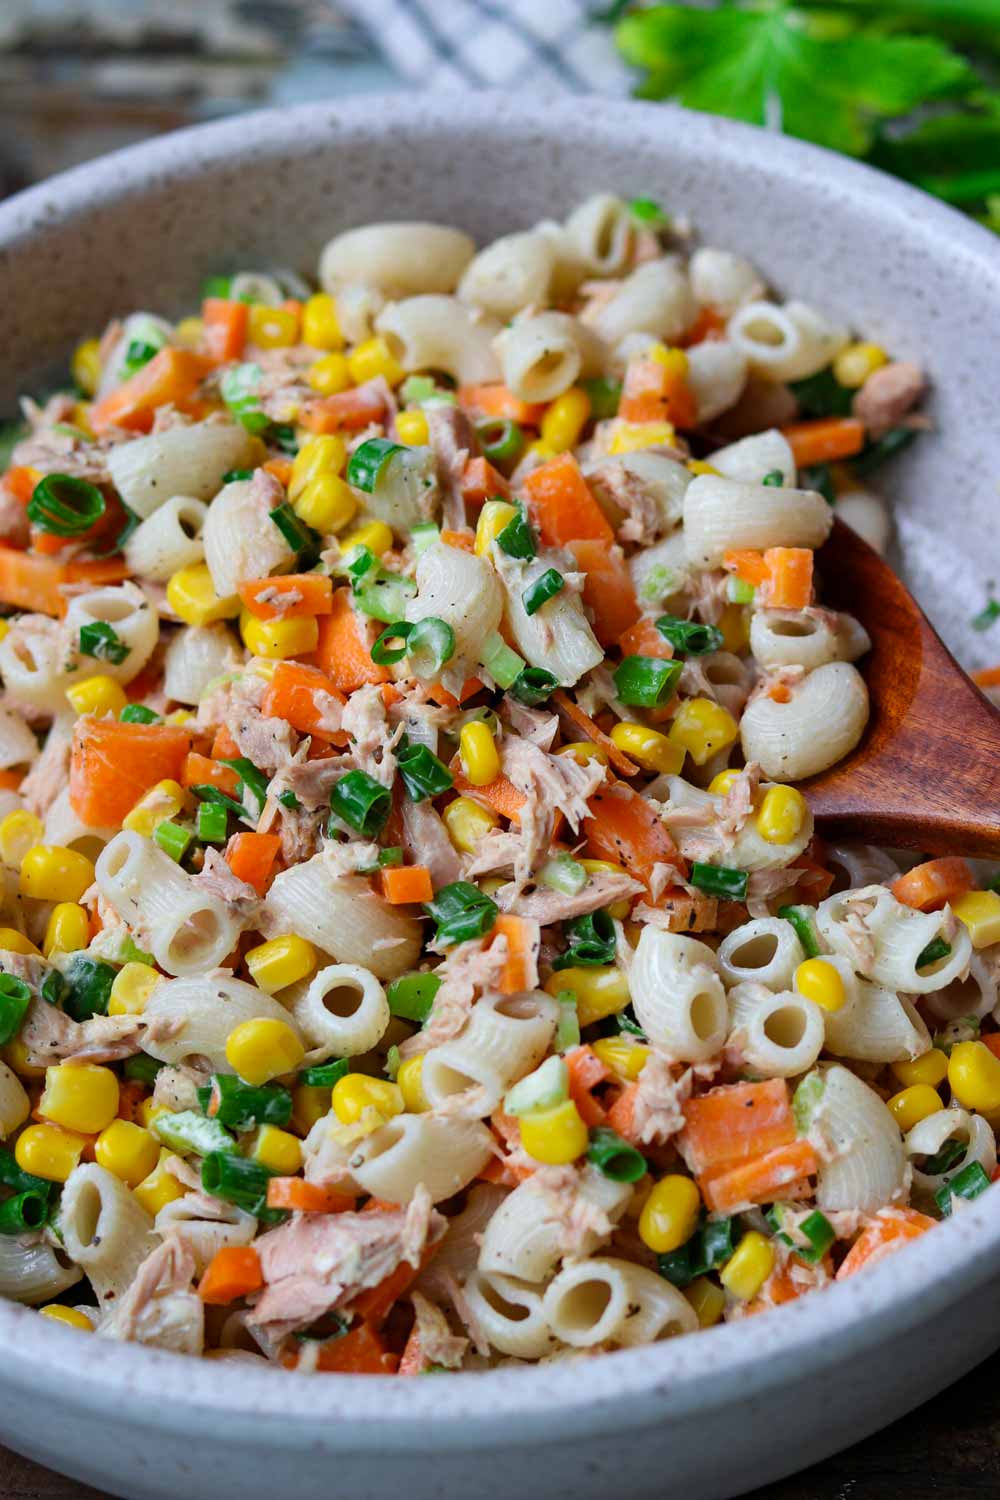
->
[337,0,634,94]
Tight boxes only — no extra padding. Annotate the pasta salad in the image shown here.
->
[0,193,996,1373]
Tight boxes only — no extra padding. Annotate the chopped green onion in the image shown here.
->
[972,598,1000,633]
[555,993,581,1053]
[354,573,417,623]
[329,770,392,837]
[201,1151,277,1218]
[276,790,300,812]
[921,1136,967,1177]
[917,936,952,969]
[153,820,192,864]
[587,1126,647,1183]
[79,620,129,666]
[202,275,232,299]
[220,758,270,814]
[690,862,748,900]
[509,667,558,706]
[787,368,853,419]
[222,468,254,485]
[851,426,916,479]
[628,196,668,227]
[41,970,67,1006]
[411,522,440,556]
[935,1160,991,1216]
[347,438,403,493]
[123,1054,164,1085]
[726,577,756,605]
[522,568,565,617]
[269,503,320,559]
[384,1043,401,1080]
[387,972,442,1024]
[496,507,536,560]
[197,1076,292,1131]
[693,1217,735,1274]
[480,631,526,690]
[27,473,106,537]
[346,545,378,584]
[124,339,159,374]
[424,881,498,947]
[406,617,455,677]
[298,1059,350,1088]
[581,377,622,421]
[0,1147,52,1199]
[657,1245,695,1288]
[371,622,412,665]
[766,1204,835,1264]
[476,418,523,465]
[62,955,116,1022]
[191,783,246,820]
[613,655,682,708]
[196,801,228,844]
[220,363,270,435]
[778,904,821,960]
[119,703,160,725]
[397,740,453,802]
[552,910,617,970]
[655,614,723,656]
[617,1008,646,1039]
[505,1056,569,1117]
[762,470,784,487]
[152,1110,234,1157]
[537,853,587,897]
[379,846,404,867]
[0,1189,49,1235]
[399,375,438,406]
[792,1071,824,1132]
[0,975,31,1045]
[800,464,836,505]
[639,564,678,604]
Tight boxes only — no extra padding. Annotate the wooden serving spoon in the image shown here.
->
[801,516,1000,857]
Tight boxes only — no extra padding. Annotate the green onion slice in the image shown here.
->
[397,740,453,802]
[552,909,617,970]
[778,904,820,960]
[537,853,587,897]
[935,1160,991,1216]
[196,801,228,844]
[154,820,192,864]
[62,955,116,1022]
[371,622,412,665]
[0,975,31,1046]
[496,507,536,560]
[476,418,523,465]
[152,1110,234,1158]
[329,770,392,837]
[480,631,525,690]
[79,620,129,665]
[407,617,455,677]
[347,438,403,493]
[298,1058,350,1088]
[0,1190,49,1235]
[587,1126,647,1183]
[28,473,106,537]
[269,503,320,557]
[119,703,160,725]
[761,469,785,487]
[655,614,723,656]
[201,1150,276,1218]
[522,568,565,617]
[411,522,440,556]
[424,881,498,947]
[509,667,558,706]
[197,1076,292,1131]
[387,972,442,1024]
[581,377,622,421]
[916,936,952,970]
[613,655,682,708]
[222,468,254,485]
[690,862,748,900]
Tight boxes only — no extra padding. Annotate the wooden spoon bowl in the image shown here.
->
[802,517,1000,857]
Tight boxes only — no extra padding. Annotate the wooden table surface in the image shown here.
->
[3,1345,999,1499]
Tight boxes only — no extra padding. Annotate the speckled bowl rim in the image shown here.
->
[0,94,998,1442]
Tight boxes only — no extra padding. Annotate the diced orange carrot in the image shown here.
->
[973,665,1000,689]
[781,417,866,467]
[700,1139,819,1215]
[605,1083,641,1144]
[764,547,814,609]
[353,1242,439,1326]
[983,1034,1000,1062]
[211,726,241,760]
[90,348,212,434]
[619,356,696,429]
[565,1044,610,1128]
[2,466,37,508]
[399,1325,425,1376]
[457,384,545,425]
[490,913,540,995]
[448,757,526,822]
[722,548,770,587]
[0,770,22,791]
[70,719,191,828]
[566,538,641,647]
[461,456,510,506]
[836,1208,936,1280]
[618,617,673,661]
[300,385,388,433]
[265,1177,355,1213]
[0,547,126,618]
[891,857,973,913]
[261,660,347,742]
[198,1246,263,1305]
[262,457,293,488]
[310,589,390,693]
[424,678,482,709]
[680,1078,796,1175]
[551,690,639,778]
[680,307,727,346]
[201,298,248,364]
[238,573,334,620]
[283,1322,399,1374]
[182,753,241,798]
[225,832,280,896]
[379,865,434,905]
[583,779,685,890]
[439,528,475,551]
[522,452,614,548]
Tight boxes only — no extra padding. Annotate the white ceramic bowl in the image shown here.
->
[1,95,999,1500]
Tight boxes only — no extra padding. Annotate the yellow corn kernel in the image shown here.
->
[65,674,128,719]
[558,742,609,767]
[165,709,195,726]
[249,1123,303,1175]
[294,472,357,535]
[397,1056,429,1113]
[70,404,94,438]
[290,434,347,499]
[332,1073,404,1125]
[133,1150,187,1217]
[43,902,89,958]
[891,1050,949,1090]
[123,779,188,837]
[648,343,690,378]
[0,810,45,869]
[459,721,501,787]
[71,338,102,397]
[527,440,556,462]
[577,858,633,921]
[0,932,41,965]
[685,1276,726,1328]
[138,1098,167,1132]
[720,1230,775,1301]
[3,1039,45,1077]
[756,785,807,845]
[610,721,685,776]
[639,1174,702,1254]
[886,1084,943,1132]
[94,1119,160,1188]
[795,958,846,1013]
[442,795,498,854]
[545,966,630,1028]
[166,563,240,627]
[540,387,591,453]
[708,769,741,796]
[667,698,739,766]
[225,1018,305,1087]
[39,1304,93,1332]
[687,460,720,477]
[717,602,749,654]
[19,845,95,904]
[833,341,888,389]
[15,1122,88,1183]
[39,1062,119,1135]
[396,409,430,447]
[0,620,8,644]
[292,1083,330,1135]
[519,1098,589,1165]
[341,520,392,558]
[948,1040,1000,1115]
[248,303,298,350]
[241,612,319,661]
[591,1035,650,1082]
[609,420,677,455]
[347,336,404,388]
[474,499,519,557]
[302,292,343,350]
[307,352,352,397]
[173,316,204,349]
[108,962,162,1017]
[952,890,1000,950]
[246,934,317,995]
